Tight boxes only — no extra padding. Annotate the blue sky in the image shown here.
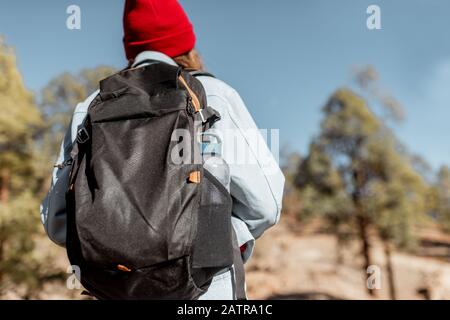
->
[0,0,449,169]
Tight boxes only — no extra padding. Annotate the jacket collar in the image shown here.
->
[132,51,178,68]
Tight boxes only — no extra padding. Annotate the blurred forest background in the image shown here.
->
[1,35,450,300]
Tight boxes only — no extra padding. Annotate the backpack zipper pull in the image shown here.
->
[186,96,195,115]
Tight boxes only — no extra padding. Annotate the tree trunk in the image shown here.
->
[383,241,397,300]
[357,215,376,296]
[0,169,10,203]
[335,237,345,266]
[352,167,377,296]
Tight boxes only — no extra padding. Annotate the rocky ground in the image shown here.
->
[246,217,450,300]
[4,216,450,300]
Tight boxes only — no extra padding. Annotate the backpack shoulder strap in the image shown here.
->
[189,70,216,78]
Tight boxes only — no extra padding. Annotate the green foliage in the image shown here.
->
[0,37,115,298]
[0,38,50,296]
[353,65,405,123]
[0,39,43,194]
[295,87,427,249]
[0,193,41,293]
[40,65,116,119]
[39,65,117,157]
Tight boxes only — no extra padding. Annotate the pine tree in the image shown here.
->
[0,37,49,296]
[0,37,116,297]
[295,88,427,299]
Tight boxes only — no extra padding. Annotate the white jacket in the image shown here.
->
[40,51,285,263]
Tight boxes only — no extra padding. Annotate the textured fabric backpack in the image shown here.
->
[65,60,244,300]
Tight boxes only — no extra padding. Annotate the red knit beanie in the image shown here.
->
[123,0,196,60]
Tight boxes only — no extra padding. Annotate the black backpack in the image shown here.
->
[65,61,245,300]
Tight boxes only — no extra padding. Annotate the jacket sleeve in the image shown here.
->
[206,87,285,260]
[40,91,97,247]
[40,119,74,247]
